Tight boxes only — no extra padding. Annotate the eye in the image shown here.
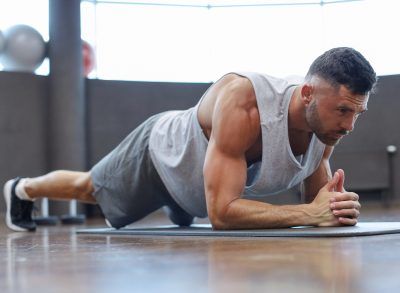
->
[337,107,350,115]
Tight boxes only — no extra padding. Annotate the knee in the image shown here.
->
[163,206,194,227]
[72,172,94,196]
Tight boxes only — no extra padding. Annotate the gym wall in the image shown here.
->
[0,71,399,213]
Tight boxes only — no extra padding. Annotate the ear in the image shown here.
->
[301,84,313,106]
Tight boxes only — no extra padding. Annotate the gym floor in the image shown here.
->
[2,202,400,293]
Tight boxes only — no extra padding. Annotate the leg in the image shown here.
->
[24,170,96,204]
[4,171,95,232]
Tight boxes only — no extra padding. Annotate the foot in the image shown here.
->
[3,178,36,232]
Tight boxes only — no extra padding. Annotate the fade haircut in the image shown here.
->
[305,47,377,95]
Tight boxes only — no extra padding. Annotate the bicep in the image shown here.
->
[203,77,259,223]
[203,140,247,222]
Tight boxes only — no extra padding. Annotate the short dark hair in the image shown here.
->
[306,47,377,95]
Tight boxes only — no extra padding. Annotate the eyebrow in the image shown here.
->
[338,105,368,114]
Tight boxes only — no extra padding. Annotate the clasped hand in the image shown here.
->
[312,169,361,227]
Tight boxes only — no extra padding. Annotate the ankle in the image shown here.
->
[15,178,34,201]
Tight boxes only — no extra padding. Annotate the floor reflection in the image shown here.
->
[206,238,362,292]
[2,221,400,293]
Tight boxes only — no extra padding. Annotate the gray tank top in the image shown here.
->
[149,72,325,217]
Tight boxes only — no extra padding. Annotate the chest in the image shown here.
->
[288,130,313,157]
[245,129,312,166]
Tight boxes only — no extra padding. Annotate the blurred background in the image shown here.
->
[2,0,400,81]
[0,0,399,222]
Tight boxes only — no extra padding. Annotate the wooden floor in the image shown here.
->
[2,203,400,293]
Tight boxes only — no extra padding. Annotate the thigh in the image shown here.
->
[90,114,169,228]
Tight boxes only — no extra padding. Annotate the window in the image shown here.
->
[82,0,400,82]
[1,1,398,81]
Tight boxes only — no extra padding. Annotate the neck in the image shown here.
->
[288,85,311,133]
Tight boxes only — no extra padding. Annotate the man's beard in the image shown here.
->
[305,101,346,146]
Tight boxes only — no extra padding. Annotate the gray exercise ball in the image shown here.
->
[0,24,46,72]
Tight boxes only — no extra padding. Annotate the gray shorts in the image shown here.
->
[91,113,180,228]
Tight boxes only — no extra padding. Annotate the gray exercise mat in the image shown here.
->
[77,222,400,237]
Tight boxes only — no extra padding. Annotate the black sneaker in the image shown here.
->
[3,177,36,232]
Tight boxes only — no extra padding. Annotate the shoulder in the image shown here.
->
[210,74,260,156]
[222,73,254,93]
[216,73,256,110]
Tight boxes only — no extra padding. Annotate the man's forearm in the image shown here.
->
[211,197,322,230]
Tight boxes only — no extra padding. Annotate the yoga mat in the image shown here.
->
[77,222,400,237]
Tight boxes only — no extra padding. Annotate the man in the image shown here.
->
[4,47,377,232]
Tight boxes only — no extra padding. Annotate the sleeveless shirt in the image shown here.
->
[149,72,325,217]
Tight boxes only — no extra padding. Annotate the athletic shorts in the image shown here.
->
[90,113,180,229]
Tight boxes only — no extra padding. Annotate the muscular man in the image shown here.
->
[4,47,377,232]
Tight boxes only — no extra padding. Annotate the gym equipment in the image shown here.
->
[33,198,59,225]
[82,39,95,77]
[0,24,46,72]
[384,145,397,206]
[61,200,86,224]
[77,222,400,238]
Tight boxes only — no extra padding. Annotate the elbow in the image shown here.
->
[210,217,230,230]
[207,204,235,230]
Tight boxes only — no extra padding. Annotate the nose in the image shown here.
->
[341,115,356,133]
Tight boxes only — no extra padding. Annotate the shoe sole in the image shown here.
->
[3,180,29,232]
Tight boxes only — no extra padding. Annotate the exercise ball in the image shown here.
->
[0,24,46,72]
[0,30,5,54]
[82,39,95,77]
